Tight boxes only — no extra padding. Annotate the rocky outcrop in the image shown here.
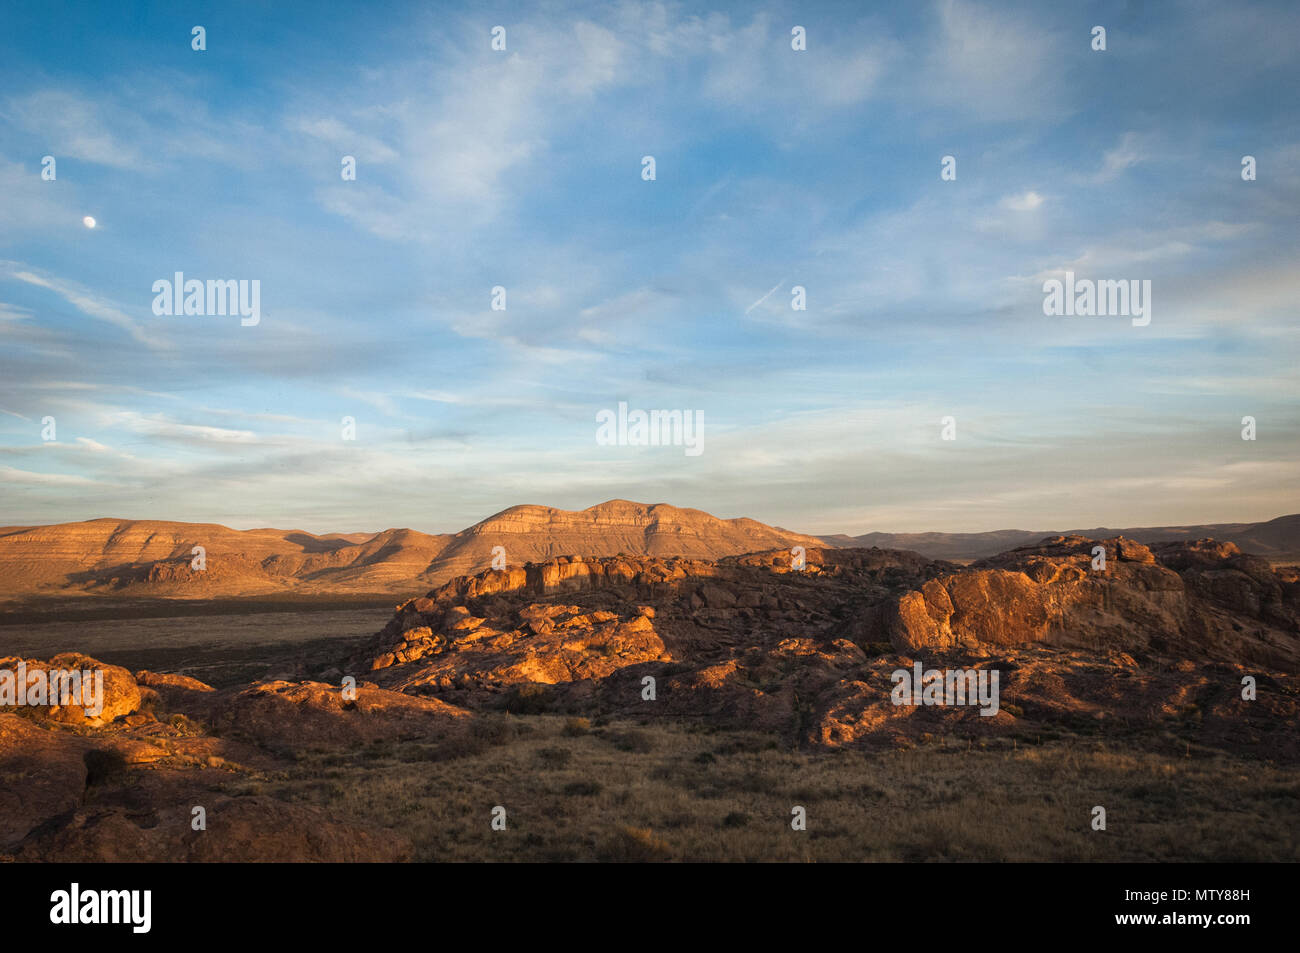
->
[884,536,1300,668]
[360,548,949,698]
[211,679,471,748]
[372,604,672,697]
[134,669,217,718]
[0,654,142,727]
[0,713,89,847]
[0,668,431,858]
[369,538,1300,697]
[345,536,1300,751]
[809,647,1300,759]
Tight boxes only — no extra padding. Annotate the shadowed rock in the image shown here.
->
[211,679,471,748]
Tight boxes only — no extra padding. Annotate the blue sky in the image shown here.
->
[1,0,1297,534]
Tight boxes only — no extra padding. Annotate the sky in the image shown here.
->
[0,0,1297,536]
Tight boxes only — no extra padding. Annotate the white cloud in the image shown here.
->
[100,410,256,444]
[1001,190,1044,212]
[0,159,78,232]
[924,0,1066,120]
[2,90,147,169]
[0,465,104,486]
[2,86,268,172]
[1,263,161,348]
[1085,131,1152,184]
[290,116,400,164]
[337,386,400,417]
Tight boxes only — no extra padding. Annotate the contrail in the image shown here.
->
[744,279,785,315]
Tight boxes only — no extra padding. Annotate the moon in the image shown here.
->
[82,216,96,229]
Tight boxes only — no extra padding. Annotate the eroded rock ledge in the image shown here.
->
[363,539,1299,696]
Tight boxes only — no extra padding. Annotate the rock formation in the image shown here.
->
[3,530,1296,862]
[354,537,1299,746]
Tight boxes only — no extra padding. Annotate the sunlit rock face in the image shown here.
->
[359,539,1299,732]
[0,654,141,728]
[886,537,1300,668]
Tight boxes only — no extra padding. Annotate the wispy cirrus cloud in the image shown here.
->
[1,262,161,347]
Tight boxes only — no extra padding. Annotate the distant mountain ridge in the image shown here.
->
[818,514,1300,563]
[0,500,823,602]
[3,503,1295,604]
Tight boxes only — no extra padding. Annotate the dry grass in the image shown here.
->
[248,715,1300,862]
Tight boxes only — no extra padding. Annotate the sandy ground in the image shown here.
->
[0,606,389,687]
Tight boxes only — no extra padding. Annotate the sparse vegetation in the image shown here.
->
[596,826,673,862]
[603,728,654,753]
[253,714,1300,862]
[562,717,591,736]
[505,683,552,715]
[536,745,572,768]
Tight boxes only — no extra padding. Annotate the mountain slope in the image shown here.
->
[427,500,821,580]
[0,501,822,602]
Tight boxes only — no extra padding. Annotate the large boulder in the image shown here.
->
[0,654,141,727]
[884,537,1300,668]
[134,669,218,720]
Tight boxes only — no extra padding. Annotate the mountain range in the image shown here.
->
[1,500,1295,604]
[817,514,1300,563]
[0,500,822,602]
